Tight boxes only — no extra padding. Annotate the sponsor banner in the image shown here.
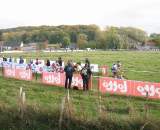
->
[99,77,131,95]
[134,81,160,99]
[98,77,160,99]
[1,62,28,69]
[42,72,65,86]
[15,63,28,69]
[42,72,92,89]
[90,64,99,72]
[3,67,32,81]
[3,67,16,78]
[15,68,32,80]
[1,62,15,68]
[81,63,99,72]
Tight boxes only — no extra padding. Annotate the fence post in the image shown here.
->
[35,72,38,81]
[144,91,149,119]
[2,62,4,77]
[59,97,65,130]
[18,87,26,119]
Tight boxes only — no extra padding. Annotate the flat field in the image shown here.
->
[0,51,160,130]
[3,50,160,82]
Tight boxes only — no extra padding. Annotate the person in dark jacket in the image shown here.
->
[3,56,7,61]
[19,56,24,64]
[46,59,50,66]
[81,63,92,91]
[64,60,75,89]
[9,56,12,62]
[85,58,90,67]
[58,57,62,66]
[35,58,39,65]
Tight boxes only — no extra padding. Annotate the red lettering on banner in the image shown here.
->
[16,69,32,80]
[99,77,130,95]
[42,72,65,86]
[42,72,92,90]
[44,74,60,84]
[99,77,160,99]
[134,81,160,99]
[3,67,32,81]
[4,67,16,78]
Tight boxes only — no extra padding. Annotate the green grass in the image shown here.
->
[0,76,160,130]
[3,51,160,82]
[1,51,160,130]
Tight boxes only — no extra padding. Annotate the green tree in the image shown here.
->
[121,27,147,45]
[105,27,121,49]
[62,36,70,47]
[77,33,88,48]
[0,31,3,41]
[0,25,148,49]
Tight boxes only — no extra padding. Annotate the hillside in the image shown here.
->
[0,25,148,49]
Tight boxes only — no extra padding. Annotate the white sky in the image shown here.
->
[0,0,160,34]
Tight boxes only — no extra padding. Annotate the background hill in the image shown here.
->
[1,25,159,49]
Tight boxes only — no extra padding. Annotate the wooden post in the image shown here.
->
[18,87,26,119]
[59,97,65,130]
[36,72,38,81]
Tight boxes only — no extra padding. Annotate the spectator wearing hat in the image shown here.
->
[80,63,92,91]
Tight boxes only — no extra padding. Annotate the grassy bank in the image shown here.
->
[0,76,160,130]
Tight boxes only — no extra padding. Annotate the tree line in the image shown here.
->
[0,25,159,49]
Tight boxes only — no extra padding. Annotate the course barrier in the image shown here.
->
[1,62,160,99]
[3,67,33,81]
[2,66,92,90]
[42,72,92,90]
[98,77,160,99]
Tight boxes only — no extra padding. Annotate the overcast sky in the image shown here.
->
[0,0,160,34]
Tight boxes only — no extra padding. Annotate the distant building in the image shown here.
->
[138,41,159,50]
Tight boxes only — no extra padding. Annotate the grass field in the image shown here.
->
[2,51,160,82]
[0,51,160,130]
[0,76,160,130]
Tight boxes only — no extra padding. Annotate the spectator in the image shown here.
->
[58,57,62,66]
[74,62,82,73]
[111,63,118,78]
[117,61,123,79]
[85,58,90,67]
[19,56,24,64]
[9,56,12,62]
[64,60,75,89]
[81,64,92,91]
[117,61,122,69]
[51,63,56,72]
[35,58,39,65]
[46,59,50,67]
[3,56,7,61]
[27,59,34,70]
